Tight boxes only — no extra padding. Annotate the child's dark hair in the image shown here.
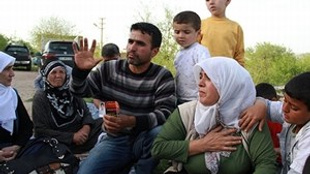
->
[255,83,277,100]
[284,72,310,110]
[101,43,120,58]
[130,22,162,49]
[173,11,201,31]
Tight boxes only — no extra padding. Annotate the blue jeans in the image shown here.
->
[77,126,161,174]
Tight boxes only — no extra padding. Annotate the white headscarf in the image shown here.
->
[0,51,17,134]
[193,57,256,174]
[0,51,15,72]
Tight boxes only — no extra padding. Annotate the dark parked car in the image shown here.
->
[31,52,43,68]
[42,40,74,67]
[4,43,32,71]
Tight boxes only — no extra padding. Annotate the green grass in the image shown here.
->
[83,98,93,103]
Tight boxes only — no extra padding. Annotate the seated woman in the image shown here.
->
[151,57,277,174]
[33,62,72,90]
[32,58,103,154]
[0,51,33,165]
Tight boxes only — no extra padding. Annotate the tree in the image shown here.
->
[0,34,9,50]
[134,3,178,75]
[245,42,298,85]
[154,7,178,75]
[30,16,78,51]
[0,34,37,54]
[296,53,310,73]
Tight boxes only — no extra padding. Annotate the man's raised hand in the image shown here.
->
[72,38,103,70]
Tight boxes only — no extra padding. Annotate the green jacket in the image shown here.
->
[152,101,277,174]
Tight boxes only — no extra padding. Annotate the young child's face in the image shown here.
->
[173,22,200,48]
[282,93,310,128]
[205,0,230,18]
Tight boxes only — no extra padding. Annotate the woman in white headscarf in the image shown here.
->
[152,57,277,174]
[0,51,33,162]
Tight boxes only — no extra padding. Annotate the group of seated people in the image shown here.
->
[0,43,122,173]
[1,22,310,174]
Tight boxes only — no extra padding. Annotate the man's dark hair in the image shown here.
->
[173,11,201,31]
[284,72,310,110]
[130,22,162,49]
[101,43,120,58]
[255,83,277,100]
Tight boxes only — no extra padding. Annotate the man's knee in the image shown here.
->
[147,126,162,139]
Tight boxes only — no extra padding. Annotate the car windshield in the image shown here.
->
[7,47,28,53]
[49,42,74,54]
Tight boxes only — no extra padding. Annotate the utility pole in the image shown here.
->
[94,17,104,48]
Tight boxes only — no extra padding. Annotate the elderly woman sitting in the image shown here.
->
[151,57,277,174]
[32,58,103,154]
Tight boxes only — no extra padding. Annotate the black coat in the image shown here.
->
[0,90,33,149]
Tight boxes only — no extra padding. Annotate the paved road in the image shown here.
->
[12,69,39,117]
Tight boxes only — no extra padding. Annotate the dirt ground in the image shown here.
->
[11,69,39,117]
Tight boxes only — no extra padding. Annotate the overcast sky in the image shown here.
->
[1,0,309,54]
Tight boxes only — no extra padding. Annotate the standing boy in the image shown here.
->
[199,0,245,66]
[173,11,211,104]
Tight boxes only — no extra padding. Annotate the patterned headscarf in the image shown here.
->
[41,59,74,120]
[193,57,256,174]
